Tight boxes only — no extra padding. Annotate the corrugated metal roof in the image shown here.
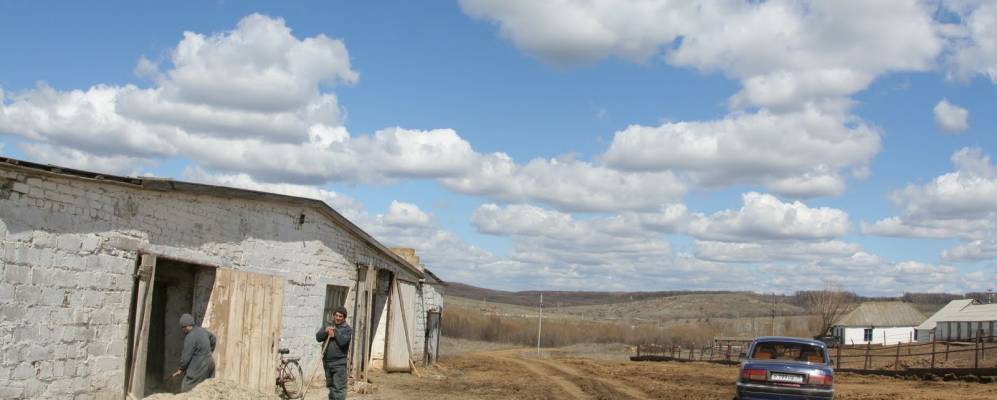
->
[936,302,997,322]
[916,299,976,330]
[834,301,926,327]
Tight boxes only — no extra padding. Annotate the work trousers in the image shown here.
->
[323,361,348,400]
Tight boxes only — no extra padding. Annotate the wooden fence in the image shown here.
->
[632,331,997,378]
[631,338,750,365]
[834,331,997,373]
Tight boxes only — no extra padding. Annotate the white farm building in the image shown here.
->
[0,158,445,399]
[832,302,926,346]
[917,299,997,342]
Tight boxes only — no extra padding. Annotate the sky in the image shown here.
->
[1,1,996,296]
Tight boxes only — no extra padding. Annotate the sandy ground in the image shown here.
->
[152,339,997,400]
[327,347,997,400]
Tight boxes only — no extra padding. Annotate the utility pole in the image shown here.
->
[771,309,776,336]
[537,293,543,359]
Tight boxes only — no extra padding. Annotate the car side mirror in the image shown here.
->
[739,352,746,358]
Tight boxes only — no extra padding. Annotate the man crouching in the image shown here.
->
[172,313,216,392]
[316,306,352,400]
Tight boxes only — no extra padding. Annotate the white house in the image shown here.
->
[915,299,976,342]
[921,300,997,342]
[832,302,926,345]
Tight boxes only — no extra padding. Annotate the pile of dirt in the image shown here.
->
[144,379,279,400]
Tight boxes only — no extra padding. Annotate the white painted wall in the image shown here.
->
[838,326,916,345]
[937,320,997,341]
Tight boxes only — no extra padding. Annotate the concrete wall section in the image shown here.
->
[0,165,428,399]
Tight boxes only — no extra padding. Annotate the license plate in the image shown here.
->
[769,373,804,383]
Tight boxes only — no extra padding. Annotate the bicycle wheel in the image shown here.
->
[280,360,305,399]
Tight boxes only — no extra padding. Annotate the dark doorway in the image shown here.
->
[142,259,215,396]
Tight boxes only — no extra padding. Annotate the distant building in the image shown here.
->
[915,299,976,342]
[917,299,997,342]
[832,302,926,345]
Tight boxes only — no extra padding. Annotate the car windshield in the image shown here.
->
[750,341,826,363]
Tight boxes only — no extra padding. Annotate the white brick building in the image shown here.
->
[0,158,444,399]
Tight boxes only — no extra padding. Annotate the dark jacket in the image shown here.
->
[180,326,216,392]
[316,323,352,365]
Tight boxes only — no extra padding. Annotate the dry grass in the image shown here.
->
[442,306,768,348]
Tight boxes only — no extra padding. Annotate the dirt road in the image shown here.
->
[337,348,997,400]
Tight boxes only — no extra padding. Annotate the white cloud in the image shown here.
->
[687,192,851,242]
[21,142,157,176]
[469,203,677,287]
[470,203,673,246]
[947,2,997,83]
[863,148,997,261]
[158,13,358,112]
[0,84,182,159]
[380,201,432,227]
[441,154,686,212]
[754,258,962,295]
[942,239,997,262]
[884,148,997,221]
[461,0,942,108]
[0,13,693,213]
[180,167,364,217]
[602,106,879,197]
[933,99,970,133]
[694,240,861,263]
[860,216,993,240]
[459,0,687,66]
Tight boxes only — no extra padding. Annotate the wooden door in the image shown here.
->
[202,268,285,393]
[126,254,157,400]
[384,279,416,372]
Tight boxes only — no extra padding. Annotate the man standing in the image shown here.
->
[316,306,352,400]
[172,313,217,392]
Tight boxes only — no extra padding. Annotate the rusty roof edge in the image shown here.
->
[0,156,435,281]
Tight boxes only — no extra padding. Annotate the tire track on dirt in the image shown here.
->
[484,352,592,400]
[481,350,649,400]
[536,359,650,400]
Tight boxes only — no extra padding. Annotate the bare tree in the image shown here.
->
[802,282,853,338]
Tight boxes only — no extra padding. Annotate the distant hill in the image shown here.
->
[444,282,744,308]
[444,282,972,316]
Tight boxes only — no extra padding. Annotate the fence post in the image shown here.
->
[865,342,871,370]
[930,336,936,369]
[976,329,982,369]
[945,342,950,362]
[836,344,842,369]
[637,345,641,358]
[895,342,901,371]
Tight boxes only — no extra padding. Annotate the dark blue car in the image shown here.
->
[735,336,834,400]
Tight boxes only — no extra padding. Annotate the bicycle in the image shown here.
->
[276,347,304,399]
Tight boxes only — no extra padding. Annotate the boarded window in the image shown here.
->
[323,285,349,326]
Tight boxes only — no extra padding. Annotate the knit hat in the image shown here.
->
[179,313,195,327]
[333,306,348,318]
